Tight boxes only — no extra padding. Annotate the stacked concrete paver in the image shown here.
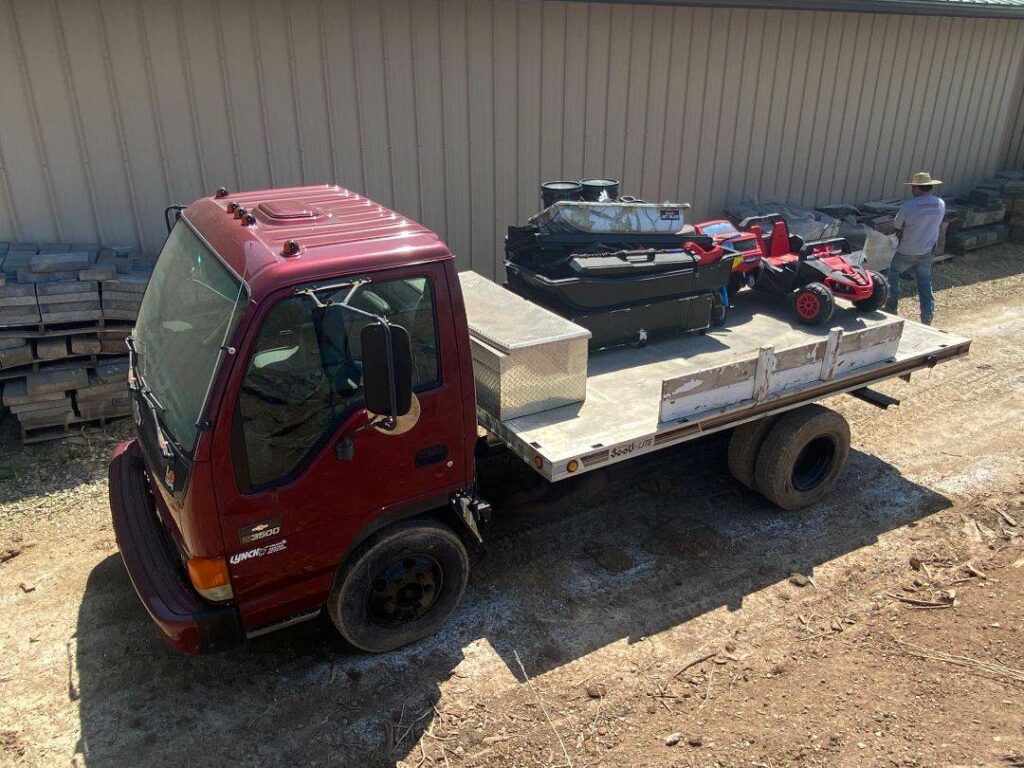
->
[0,242,153,442]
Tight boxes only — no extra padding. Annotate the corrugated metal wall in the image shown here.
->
[1003,52,1024,167]
[1,1,1023,277]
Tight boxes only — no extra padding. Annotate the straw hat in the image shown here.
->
[904,171,942,186]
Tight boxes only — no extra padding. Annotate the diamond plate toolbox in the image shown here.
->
[459,271,590,422]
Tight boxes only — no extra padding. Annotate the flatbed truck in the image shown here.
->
[108,185,969,654]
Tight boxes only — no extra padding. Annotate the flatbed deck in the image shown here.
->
[477,291,970,482]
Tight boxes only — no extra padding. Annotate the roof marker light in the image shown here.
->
[234,206,247,220]
[214,186,229,199]
[227,201,239,213]
[242,213,256,226]
[282,239,301,257]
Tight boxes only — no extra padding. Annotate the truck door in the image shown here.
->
[212,263,470,632]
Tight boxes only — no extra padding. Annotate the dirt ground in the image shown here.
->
[1,245,1023,768]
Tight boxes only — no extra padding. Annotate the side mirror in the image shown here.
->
[360,322,413,421]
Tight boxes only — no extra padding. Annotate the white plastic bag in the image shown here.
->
[862,228,899,272]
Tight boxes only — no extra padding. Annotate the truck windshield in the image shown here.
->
[133,220,246,454]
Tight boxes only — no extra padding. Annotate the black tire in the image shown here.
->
[791,282,835,325]
[328,519,468,653]
[853,270,889,312]
[727,416,780,490]
[754,405,851,510]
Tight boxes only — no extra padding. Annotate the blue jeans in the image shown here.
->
[885,251,934,324]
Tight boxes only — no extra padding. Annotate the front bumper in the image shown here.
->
[108,439,243,654]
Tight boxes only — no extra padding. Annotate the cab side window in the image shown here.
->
[235,276,440,490]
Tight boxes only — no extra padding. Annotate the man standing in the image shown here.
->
[885,171,945,325]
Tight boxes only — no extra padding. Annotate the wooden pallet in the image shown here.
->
[20,410,132,444]
[0,317,133,339]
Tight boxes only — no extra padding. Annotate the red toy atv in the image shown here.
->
[707,214,889,326]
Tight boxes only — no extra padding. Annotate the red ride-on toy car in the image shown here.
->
[692,219,761,299]
[727,214,889,326]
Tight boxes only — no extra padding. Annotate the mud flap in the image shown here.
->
[452,492,491,543]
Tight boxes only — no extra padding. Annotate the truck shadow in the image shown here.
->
[75,434,950,767]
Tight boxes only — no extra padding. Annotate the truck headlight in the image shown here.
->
[187,556,234,602]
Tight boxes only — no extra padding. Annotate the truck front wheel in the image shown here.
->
[754,405,850,510]
[328,519,469,653]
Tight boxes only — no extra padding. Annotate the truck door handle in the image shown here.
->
[336,437,355,461]
[414,444,447,467]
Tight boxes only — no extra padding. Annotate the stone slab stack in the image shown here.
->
[0,241,154,441]
[998,171,1024,243]
[945,171,1023,255]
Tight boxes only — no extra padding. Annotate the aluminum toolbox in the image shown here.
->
[459,271,590,422]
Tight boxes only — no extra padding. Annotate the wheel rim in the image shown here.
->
[796,291,820,320]
[792,436,836,492]
[366,554,444,627]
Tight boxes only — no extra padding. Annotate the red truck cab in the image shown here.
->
[109,185,481,653]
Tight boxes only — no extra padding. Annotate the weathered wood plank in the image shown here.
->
[659,316,905,423]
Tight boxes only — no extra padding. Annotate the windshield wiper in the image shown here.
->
[126,335,177,457]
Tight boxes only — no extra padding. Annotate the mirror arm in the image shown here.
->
[294,278,370,308]
[294,285,400,430]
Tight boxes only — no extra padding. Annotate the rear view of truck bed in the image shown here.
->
[461,272,970,482]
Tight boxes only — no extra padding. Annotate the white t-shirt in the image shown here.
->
[894,193,945,256]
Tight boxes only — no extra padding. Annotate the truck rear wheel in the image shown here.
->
[754,405,850,510]
[328,519,468,653]
[727,415,780,489]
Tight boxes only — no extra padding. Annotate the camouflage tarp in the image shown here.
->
[530,201,690,235]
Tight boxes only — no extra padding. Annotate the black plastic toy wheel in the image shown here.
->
[726,272,745,300]
[791,283,835,325]
[328,519,469,652]
[754,404,851,510]
[711,291,728,326]
[853,270,889,312]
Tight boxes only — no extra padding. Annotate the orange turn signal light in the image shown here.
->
[187,556,233,602]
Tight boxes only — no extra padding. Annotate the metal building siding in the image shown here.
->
[2,1,1024,276]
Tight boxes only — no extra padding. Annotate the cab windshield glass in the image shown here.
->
[133,220,246,454]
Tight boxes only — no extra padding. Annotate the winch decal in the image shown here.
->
[238,518,283,545]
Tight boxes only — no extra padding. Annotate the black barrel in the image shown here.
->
[580,178,620,202]
[541,181,583,208]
